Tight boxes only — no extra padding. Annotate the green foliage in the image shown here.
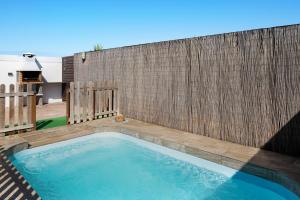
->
[94,44,103,51]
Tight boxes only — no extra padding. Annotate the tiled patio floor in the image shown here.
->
[36,102,66,120]
[4,102,66,125]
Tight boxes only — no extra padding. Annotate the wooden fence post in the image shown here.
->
[103,81,107,116]
[88,81,94,121]
[26,84,31,126]
[97,81,103,118]
[113,81,119,115]
[27,83,36,130]
[9,84,15,128]
[107,81,113,116]
[82,82,87,122]
[31,94,36,130]
[69,82,75,124]
[18,84,24,127]
[92,81,95,120]
[0,84,5,132]
[75,81,81,123]
[94,81,99,118]
[66,87,70,123]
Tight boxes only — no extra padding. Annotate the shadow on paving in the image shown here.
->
[36,120,53,130]
[0,147,41,200]
[203,112,300,199]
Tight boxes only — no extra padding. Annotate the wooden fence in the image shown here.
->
[0,84,36,135]
[67,81,118,124]
[72,24,300,156]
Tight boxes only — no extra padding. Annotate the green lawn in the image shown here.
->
[36,116,67,130]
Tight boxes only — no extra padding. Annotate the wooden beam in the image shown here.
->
[0,124,34,133]
[0,92,34,97]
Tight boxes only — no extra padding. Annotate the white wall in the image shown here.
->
[43,83,62,104]
[36,56,62,83]
[0,54,63,104]
[0,55,21,90]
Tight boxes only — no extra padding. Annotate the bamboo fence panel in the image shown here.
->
[73,24,300,156]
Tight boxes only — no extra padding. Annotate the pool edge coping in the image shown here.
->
[3,122,300,198]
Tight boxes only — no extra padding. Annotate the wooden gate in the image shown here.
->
[0,84,36,136]
[67,81,118,124]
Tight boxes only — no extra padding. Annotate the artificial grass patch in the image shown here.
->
[36,116,67,130]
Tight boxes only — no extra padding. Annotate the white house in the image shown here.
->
[0,53,62,105]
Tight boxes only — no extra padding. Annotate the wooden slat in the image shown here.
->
[104,81,109,113]
[82,82,87,122]
[66,87,70,121]
[94,82,99,117]
[27,84,32,127]
[31,94,36,130]
[113,88,118,114]
[95,111,117,117]
[108,90,113,116]
[62,56,74,83]
[69,82,75,124]
[0,124,34,133]
[18,85,23,127]
[0,84,5,130]
[0,92,34,97]
[98,81,104,116]
[103,89,108,113]
[75,82,81,123]
[88,81,94,121]
[9,84,15,128]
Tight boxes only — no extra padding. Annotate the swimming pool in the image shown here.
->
[10,132,299,200]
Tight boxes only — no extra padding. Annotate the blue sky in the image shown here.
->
[0,0,299,56]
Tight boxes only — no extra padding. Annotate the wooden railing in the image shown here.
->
[0,84,36,136]
[67,81,118,124]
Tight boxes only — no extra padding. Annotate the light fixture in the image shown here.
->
[81,52,86,62]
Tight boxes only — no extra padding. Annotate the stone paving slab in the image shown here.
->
[1,117,300,197]
[36,102,66,120]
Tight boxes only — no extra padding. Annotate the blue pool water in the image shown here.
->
[10,133,299,200]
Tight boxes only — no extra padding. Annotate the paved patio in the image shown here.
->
[1,117,300,197]
[36,102,66,120]
[3,102,66,127]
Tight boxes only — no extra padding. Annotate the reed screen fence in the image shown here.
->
[71,24,300,156]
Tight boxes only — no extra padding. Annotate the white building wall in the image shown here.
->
[36,56,62,83]
[0,55,21,90]
[0,54,62,105]
[43,83,62,104]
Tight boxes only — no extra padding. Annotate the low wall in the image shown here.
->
[73,24,300,156]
